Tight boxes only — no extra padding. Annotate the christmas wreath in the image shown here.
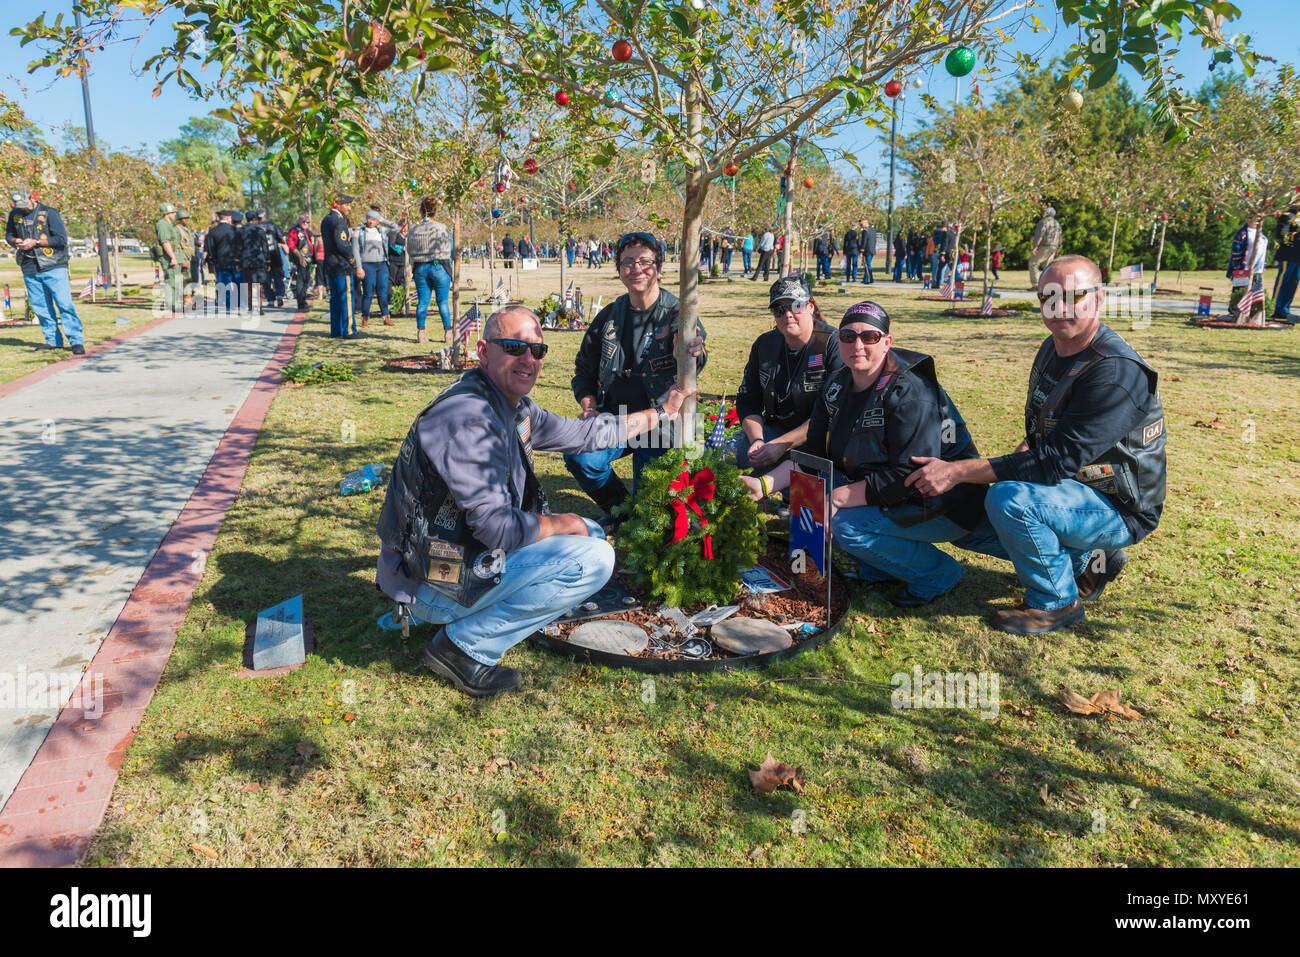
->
[615,446,765,608]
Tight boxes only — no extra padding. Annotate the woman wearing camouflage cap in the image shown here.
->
[731,275,841,471]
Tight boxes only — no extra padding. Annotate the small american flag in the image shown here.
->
[1119,263,1143,281]
[941,275,954,299]
[981,287,994,316]
[457,302,480,344]
[78,276,94,300]
[704,397,728,449]
[563,280,574,304]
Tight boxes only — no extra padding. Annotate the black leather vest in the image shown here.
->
[751,321,835,431]
[8,204,69,273]
[376,370,549,608]
[594,290,701,410]
[1025,324,1167,516]
[821,349,981,525]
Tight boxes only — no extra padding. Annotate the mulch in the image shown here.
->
[942,307,1019,318]
[549,539,850,663]
[1191,316,1293,331]
[384,354,481,373]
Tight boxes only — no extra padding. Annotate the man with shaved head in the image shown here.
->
[906,254,1166,634]
[377,305,694,696]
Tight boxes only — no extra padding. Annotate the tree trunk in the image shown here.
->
[112,233,122,301]
[675,57,706,447]
[451,209,461,361]
[981,225,994,315]
[949,224,963,299]
[1151,219,1167,293]
[779,145,796,275]
[488,218,495,295]
[1107,209,1119,273]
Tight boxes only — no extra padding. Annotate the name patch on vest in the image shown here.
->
[857,408,886,430]
[433,499,461,530]
[427,541,465,561]
[1142,418,1164,444]
[649,354,675,372]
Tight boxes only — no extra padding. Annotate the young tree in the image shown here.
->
[15,1,1259,429]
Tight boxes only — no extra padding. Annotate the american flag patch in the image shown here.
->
[808,352,823,369]
[1067,360,1088,377]
[516,417,531,445]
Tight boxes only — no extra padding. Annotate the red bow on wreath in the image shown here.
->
[668,463,716,559]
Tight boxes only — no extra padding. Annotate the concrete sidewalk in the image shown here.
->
[0,306,298,813]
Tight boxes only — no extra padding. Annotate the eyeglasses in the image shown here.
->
[619,258,657,271]
[837,329,885,345]
[770,300,809,317]
[488,338,548,359]
[1037,285,1104,305]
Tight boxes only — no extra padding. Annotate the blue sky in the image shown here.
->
[4,2,1298,172]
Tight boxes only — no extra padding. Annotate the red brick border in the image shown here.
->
[0,310,308,866]
[0,310,178,401]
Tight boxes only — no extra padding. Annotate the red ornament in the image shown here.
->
[523,158,539,175]
[612,39,633,63]
[495,181,506,193]
[885,80,902,98]
[560,205,567,213]
[568,181,576,190]
[354,21,396,74]
[724,161,739,177]
[555,89,570,106]
[803,176,815,189]
[1161,213,1168,221]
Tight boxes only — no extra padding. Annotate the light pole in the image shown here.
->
[74,7,112,282]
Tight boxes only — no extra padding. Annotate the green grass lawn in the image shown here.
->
[0,254,162,386]
[82,266,1300,866]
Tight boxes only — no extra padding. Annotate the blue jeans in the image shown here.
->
[930,253,943,284]
[833,504,1008,600]
[893,256,904,282]
[742,250,752,272]
[984,480,1135,611]
[412,261,452,330]
[564,441,664,499]
[863,252,874,283]
[360,261,389,318]
[1272,260,1299,318]
[22,268,84,347]
[566,250,575,267]
[409,518,614,665]
[815,253,831,279]
[328,273,356,336]
[846,254,858,281]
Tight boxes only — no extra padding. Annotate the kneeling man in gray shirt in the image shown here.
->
[377,305,692,696]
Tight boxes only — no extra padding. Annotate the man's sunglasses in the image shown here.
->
[837,329,885,345]
[1037,285,1104,305]
[488,338,548,359]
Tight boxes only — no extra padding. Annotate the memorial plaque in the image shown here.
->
[567,620,650,655]
[741,567,791,593]
[711,617,793,655]
[690,604,740,628]
[559,579,640,622]
[252,594,306,670]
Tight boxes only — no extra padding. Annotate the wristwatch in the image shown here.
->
[653,403,669,425]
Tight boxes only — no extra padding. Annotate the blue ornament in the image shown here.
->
[492,208,502,218]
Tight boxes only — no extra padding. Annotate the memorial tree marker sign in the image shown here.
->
[790,449,834,626]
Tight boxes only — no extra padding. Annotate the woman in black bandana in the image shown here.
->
[742,301,1006,608]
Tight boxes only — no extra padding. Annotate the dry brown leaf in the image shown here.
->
[1039,783,1050,804]
[748,752,805,794]
[295,741,318,760]
[705,701,717,713]
[1060,687,1143,720]
[190,842,220,860]
[342,712,356,722]
[1059,688,1103,715]
[1128,796,1141,810]
[173,730,190,741]
[993,767,1013,783]
[241,782,260,793]
[1090,689,1143,720]
[484,757,516,774]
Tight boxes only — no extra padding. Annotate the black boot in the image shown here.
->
[421,629,522,697]
[590,479,629,529]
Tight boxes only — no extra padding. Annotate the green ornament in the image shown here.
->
[945,46,975,77]
[527,50,547,71]
[606,87,620,103]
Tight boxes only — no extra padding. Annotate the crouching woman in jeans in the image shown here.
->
[742,301,1005,608]
[406,196,455,344]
